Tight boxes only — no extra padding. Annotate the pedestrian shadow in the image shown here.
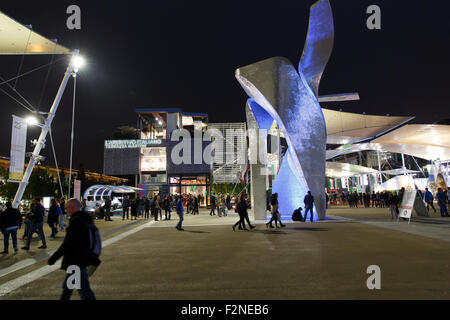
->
[182,230,211,234]
[252,229,288,235]
[291,227,329,232]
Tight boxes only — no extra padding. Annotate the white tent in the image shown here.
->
[323,108,414,144]
[0,11,70,55]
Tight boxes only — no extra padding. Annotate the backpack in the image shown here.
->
[88,221,102,257]
[292,207,303,221]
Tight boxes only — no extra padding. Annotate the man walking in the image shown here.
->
[103,196,112,221]
[48,199,100,300]
[122,195,130,220]
[209,193,216,216]
[22,198,47,250]
[424,188,437,213]
[176,196,184,231]
[303,191,315,223]
[0,202,22,254]
[436,188,449,217]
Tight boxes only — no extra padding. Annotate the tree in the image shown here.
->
[0,167,19,200]
[26,167,56,199]
[113,126,139,140]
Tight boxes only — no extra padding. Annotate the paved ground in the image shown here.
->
[1,207,449,300]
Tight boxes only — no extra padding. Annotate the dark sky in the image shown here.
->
[0,0,449,172]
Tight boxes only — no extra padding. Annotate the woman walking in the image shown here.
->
[233,194,255,231]
[266,193,285,228]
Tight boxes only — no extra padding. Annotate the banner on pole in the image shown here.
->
[73,179,81,200]
[9,115,27,182]
[398,190,416,219]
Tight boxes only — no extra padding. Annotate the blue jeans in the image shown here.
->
[3,228,18,252]
[304,206,314,222]
[176,211,184,229]
[439,203,449,216]
[61,267,96,300]
[26,222,46,247]
[59,215,67,231]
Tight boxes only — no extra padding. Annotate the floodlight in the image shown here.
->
[26,116,39,126]
[72,56,85,72]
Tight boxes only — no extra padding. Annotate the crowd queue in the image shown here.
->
[326,187,450,219]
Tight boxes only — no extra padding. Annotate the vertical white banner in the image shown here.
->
[9,115,27,181]
[399,190,416,219]
[73,179,81,200]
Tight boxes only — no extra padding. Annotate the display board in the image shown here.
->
[398,190,416,219]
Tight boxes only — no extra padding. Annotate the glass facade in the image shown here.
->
[141,147,167,172]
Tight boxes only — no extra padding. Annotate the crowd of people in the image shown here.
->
[0,197,69,254]
[327,187,450,219]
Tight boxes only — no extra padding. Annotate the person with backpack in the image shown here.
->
[0,202,23,254]
[48,198,101,300]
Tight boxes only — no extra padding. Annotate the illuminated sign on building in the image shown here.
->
[105,139,162,149]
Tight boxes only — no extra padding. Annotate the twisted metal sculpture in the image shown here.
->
[235,0,334,220]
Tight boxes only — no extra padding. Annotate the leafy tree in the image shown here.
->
[26,167,56,199]
[0,167,19,200]
[113,126,139,139]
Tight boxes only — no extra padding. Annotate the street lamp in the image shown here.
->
[68,55,84,198]
[71,56,85,73]
[25,116,39,126]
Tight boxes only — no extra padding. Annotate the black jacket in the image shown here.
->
[47,205,59,224]
[49,211,101,270]
[33,203,45,223]
[0,208,23,231]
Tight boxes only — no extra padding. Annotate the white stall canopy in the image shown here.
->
[0,11,70,55]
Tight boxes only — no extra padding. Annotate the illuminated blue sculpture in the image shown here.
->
[236,0,334,220]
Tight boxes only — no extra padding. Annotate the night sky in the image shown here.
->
[0,0,449,172]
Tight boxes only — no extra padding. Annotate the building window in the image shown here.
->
[141,147,166,172]
[170,177,180,184]
[141,174,167,184]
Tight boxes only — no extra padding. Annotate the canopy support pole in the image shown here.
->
[401,153,406,175]
[13,50,79,209]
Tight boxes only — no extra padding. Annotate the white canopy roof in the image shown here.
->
[323,108,414,144]
[381,168,420,176]
[371,124,450,161]
[327,125,450,161]
[326,161,377,178]
[0,11,70,55]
